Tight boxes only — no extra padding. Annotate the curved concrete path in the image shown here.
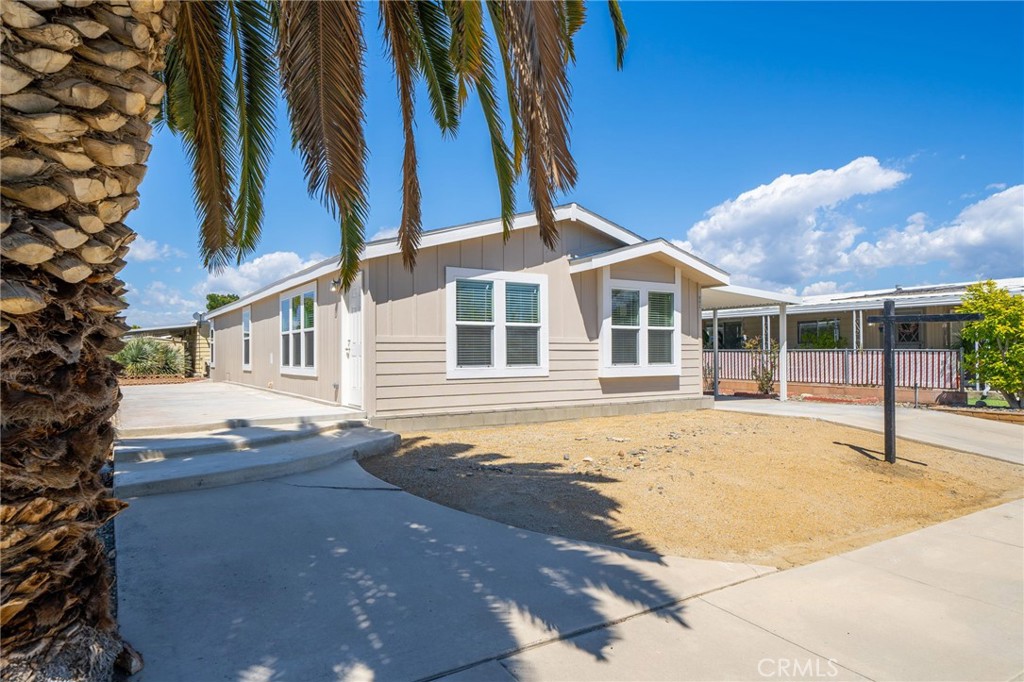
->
[715,398,1024,464]
[116,459,773,682]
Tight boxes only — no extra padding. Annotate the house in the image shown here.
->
[205,204,733,429]
[123,320,212,377]
[701,278,1024,351]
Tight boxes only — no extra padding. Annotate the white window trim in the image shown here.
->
[599,267,682,378]
[279,284,317,377]
[445,267,549,379]
[241,306,252,372]
[208,318,215,369]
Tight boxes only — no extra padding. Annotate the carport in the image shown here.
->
[701,285,803,400]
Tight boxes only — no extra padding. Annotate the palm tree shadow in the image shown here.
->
[363,436,665,559]
[833,441,928,467]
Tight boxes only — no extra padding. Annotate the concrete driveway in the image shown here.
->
[115,460,772,681]
[715,397,1024,464]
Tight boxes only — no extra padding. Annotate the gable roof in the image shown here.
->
[207,204,645,318]
[568,238,730,286]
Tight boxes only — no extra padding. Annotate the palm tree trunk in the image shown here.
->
[1,1,177,678]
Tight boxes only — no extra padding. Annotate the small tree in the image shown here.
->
[957,280,1024,409]
[798,328,849,349]
[206,293,241,311]
[744,336,779,395]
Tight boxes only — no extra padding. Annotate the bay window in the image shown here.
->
[280,286,316,375]
[446,268,548,378]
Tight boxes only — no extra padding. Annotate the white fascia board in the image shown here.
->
[569,239,730,286]
[699,293,974,320]
[209,203,644,319]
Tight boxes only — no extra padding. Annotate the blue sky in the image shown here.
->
[124,1,1024,327]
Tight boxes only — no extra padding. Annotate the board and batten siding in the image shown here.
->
[208,272,344,404]
[367,221,704,418]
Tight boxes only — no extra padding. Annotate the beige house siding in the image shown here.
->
[210,273,344,403]
[369,222,703,418]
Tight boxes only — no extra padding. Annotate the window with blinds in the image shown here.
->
[648,291,674,364]
[447,269,548,378]
[280,288,315,372]
[242,307,251,369]
[603,278,679,376]
[611,289,640,365]
[506,282,540,366]
[455,279,493,367]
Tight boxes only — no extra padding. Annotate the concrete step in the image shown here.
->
[116,411,366,439]
[113,427,400,498]
[115,419,367,464]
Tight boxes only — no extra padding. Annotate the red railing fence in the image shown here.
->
[702,349,962,390]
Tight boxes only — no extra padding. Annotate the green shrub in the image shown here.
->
[113,338,185,377]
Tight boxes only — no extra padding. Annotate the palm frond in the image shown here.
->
[410,0,459,135]
[608,0,628,70]
[449,0,517,238]
[173,1,237,269]
[496,0,577,247]
[227,0,278,263]
[279,0,368,288]
[485,2,525,174]
[158,40,192,133]
[380,0,423,268]
[563,0,586,63]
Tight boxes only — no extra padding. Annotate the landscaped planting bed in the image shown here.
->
[362,410,1023,568]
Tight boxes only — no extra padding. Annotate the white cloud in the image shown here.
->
[125,281,201,327]
[129,235,186,262]
[369,226,399,241]
[800,281,848,296]
[680,156,909,289]
[986,182,1007,191]
[192,251,326,297]
[845,185,1024,277]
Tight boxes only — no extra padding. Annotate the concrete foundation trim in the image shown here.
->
[370,396,714,432]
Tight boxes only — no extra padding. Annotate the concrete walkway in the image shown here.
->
[116,460,773,681]
[715,398,1024,464]
[115,381,359,436]
[499,499,1023,681]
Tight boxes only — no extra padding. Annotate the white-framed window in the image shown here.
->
[280,285,316,376]
[208,318,215,368]
[241,306,252,371]
[600,269,681,377]
[445,267,549,379]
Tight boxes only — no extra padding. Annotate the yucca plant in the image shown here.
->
[112,337,184,377]
[0,0,626,678]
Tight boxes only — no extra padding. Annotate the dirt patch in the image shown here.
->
[362,411,1023,568]
[117,376,206,386]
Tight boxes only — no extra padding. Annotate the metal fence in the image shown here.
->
[703,349,963,389]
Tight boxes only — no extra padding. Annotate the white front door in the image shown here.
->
[342,272,363,408]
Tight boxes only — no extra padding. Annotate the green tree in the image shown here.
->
[957,280,1024,409]
[206,293,240,311]
[0,1,627,677]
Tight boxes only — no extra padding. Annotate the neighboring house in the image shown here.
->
[206,204,731,429]
[123,320,212,377]
[701,278,1024,351]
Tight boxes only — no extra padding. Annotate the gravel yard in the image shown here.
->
[362,410,1024,568]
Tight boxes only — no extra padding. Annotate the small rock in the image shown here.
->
[563,454,570,461]
[582,456,594,463]
[574,437,589,441]
[427,467,438,472]
[607,436,628,443]
[668,432,681,440]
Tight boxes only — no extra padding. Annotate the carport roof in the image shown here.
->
[701,285,802,311]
